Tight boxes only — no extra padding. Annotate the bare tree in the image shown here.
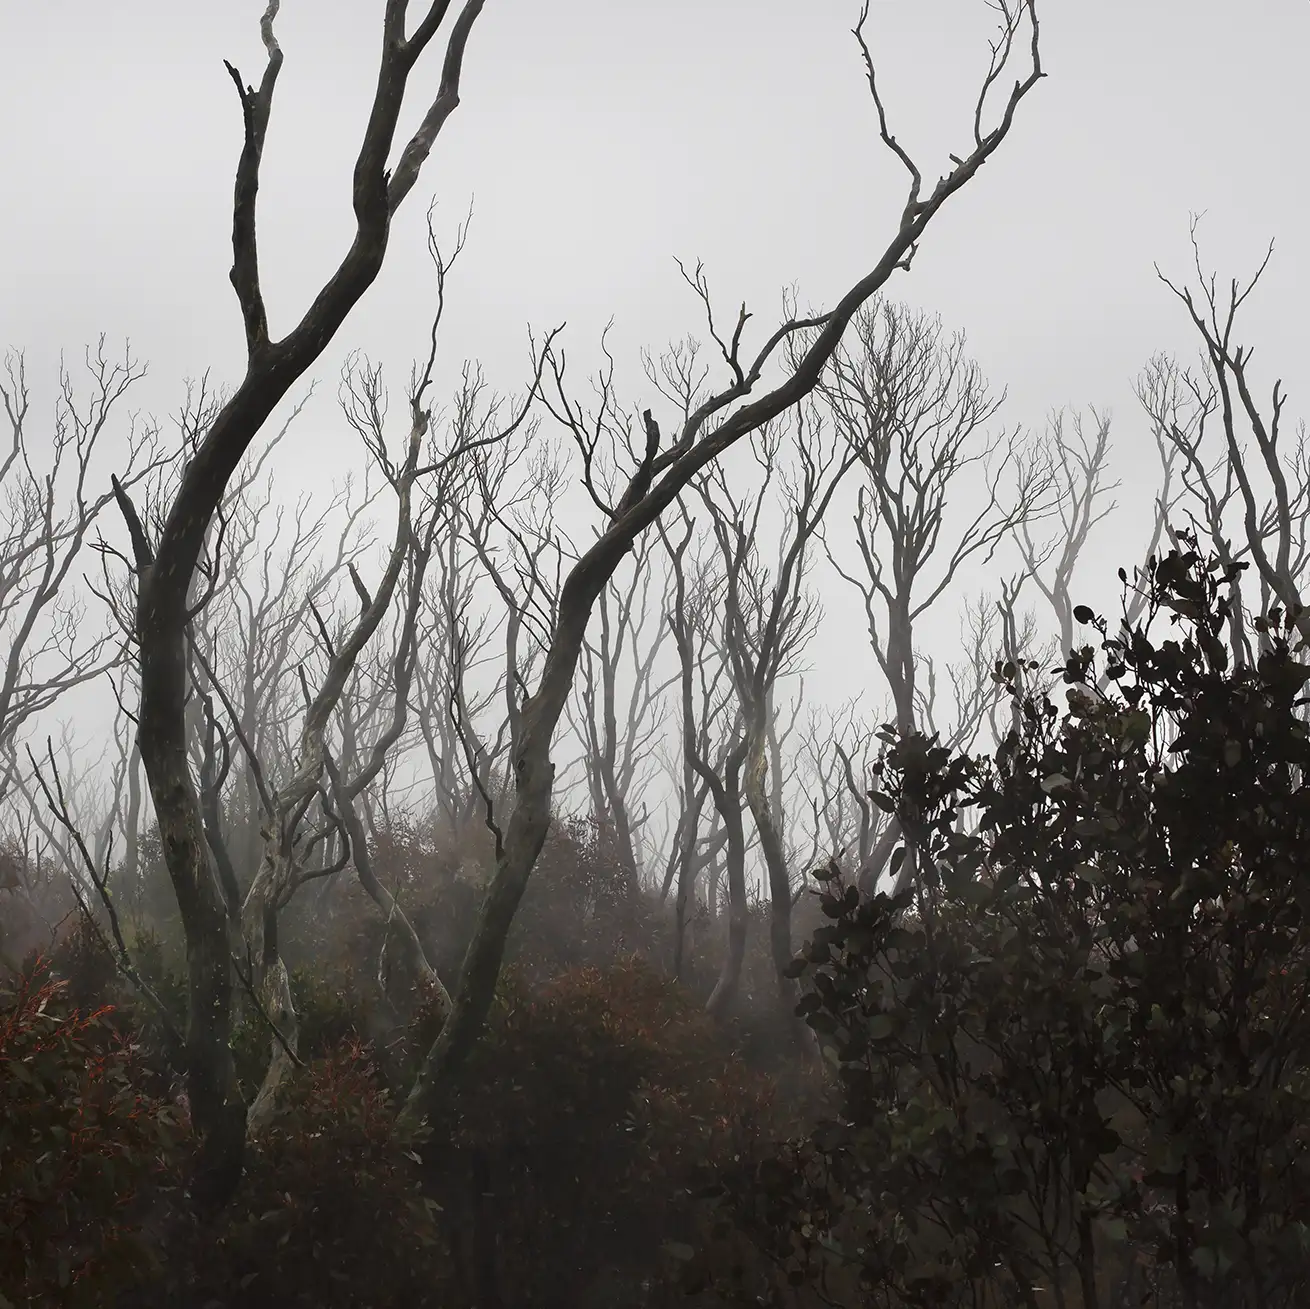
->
[0,343,162,800]
[664,519,750,1014]
[799,699,893,884]
[815,298,1050,894]
[443,408,569,864]
[1016,409,1118,658]
[1145,222,1308,651]
[697,409,857,1008]
[401,0,1045,1130]
[1017,406,1178,667]
[111,0,488,1203]
[196,415,371,880]
[26,737,184,1057]
[657,507,733,983]
[412,498,499,836]
[566,532,671,899]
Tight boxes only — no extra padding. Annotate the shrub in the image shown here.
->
[0,958,183,1307]
[159,1039,445,1309]
[698,544,1310,1307]
[422,958,779,1308]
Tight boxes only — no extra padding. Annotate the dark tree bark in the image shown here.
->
[400,0,1045,1133]
[115,0,487,1207]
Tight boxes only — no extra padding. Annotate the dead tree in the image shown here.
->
[662,510,745,1008]
[194,410,369,882]
[1144,223,1308,652]
[412,495,499,837]
[815,298,1050,894]
[0,343,162,800]
[697,408,857,1008]
[1017,406,1178,667]
[112,0,489,1204]
[565,531,671,900]
[401,2,1046,1128]
[798,699,890,882]
[445,413,568,860]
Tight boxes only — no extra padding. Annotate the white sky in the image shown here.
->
[1,0,1307,780]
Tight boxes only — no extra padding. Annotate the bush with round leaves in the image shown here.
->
[695,543,1310,1308]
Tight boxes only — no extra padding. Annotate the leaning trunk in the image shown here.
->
[397,724,555,1134]
[240,860,300,1137]
[400,567,630,1134]
[335,768,452,1023]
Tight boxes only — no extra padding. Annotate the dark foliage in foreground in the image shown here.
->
[690,544,1310,1307]
[1,817,813,1308]
[6,546,1310,1307]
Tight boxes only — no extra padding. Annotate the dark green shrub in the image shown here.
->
[698,545,1310,1307]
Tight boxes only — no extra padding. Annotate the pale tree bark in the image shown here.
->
[242,431,423,1130]
[697,407,857,1007]
[113,0,489,1206]
[0,344,164,802]
[166,359,426,1133]
[400,0,1046,1131]
[816,297,1051,895]
[186,404,371,884]
[326,357,550,1027]
[321,540,452,1016]
[235,252,546,1131]
[1146,226,1309,652]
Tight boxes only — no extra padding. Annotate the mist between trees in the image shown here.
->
[3,2,1310,1307]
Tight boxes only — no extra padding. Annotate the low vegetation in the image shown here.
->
[2,548,1308,1307]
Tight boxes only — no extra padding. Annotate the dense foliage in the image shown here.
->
[0,818,809,1307]
[0,962,182,1307]
[7,547,1310,1307]
[692,545,1310,1307]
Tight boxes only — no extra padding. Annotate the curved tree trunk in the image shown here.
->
[396,6,1044,1128]
[121,0,487,1205]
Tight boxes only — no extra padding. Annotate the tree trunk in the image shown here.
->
[334,766,452,1022]
[704,752,748,1021]
[742,722,795,1005]
[398,697,558,1134]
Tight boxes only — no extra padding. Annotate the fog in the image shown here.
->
[1,3,1308,1305]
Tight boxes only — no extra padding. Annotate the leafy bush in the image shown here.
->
[0,958,183,1307]
[423,957,779,1308]
[698,545,1310,1307]
[158,1039,445,1309]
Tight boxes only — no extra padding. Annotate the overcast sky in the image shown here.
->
[1,0,1306,757]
